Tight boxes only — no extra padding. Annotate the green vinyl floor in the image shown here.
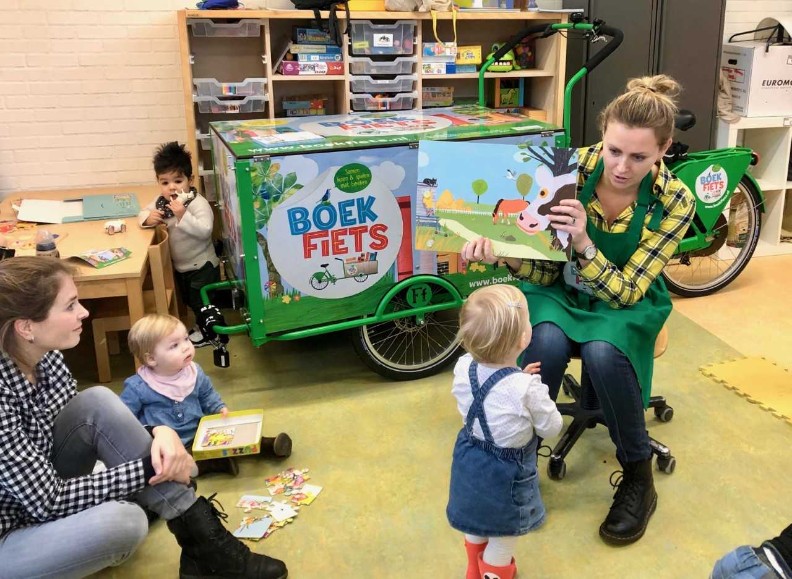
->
[67,308,792,579]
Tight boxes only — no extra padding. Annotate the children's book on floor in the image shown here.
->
[415,140,579,261]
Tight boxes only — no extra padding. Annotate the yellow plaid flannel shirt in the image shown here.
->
[512,142,695,308]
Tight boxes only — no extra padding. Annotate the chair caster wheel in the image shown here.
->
[656,455,676,474]
[654,405,674,422]
[548,458,566,481]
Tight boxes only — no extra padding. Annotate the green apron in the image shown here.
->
[522,159,670,408]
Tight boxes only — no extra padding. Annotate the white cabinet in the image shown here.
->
[716,116,792,256]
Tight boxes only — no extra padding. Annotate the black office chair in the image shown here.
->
[546,324,676,481]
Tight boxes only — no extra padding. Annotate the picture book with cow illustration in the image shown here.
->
[415,140,579,261]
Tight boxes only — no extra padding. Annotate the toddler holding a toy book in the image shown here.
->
[446,284,562,579]
[121,314,292,477]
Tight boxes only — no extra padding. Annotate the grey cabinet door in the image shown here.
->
[563,0,725,151]
[656,0,726,152]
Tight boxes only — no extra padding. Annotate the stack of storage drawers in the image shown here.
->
[347,20,418,112]
[187,18,269,201]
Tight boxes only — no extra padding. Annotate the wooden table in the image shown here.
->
[0,185,158,345]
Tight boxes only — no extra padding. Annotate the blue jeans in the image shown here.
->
[0,387,197,578]
[520,322,651,463]
[712,544,790,579]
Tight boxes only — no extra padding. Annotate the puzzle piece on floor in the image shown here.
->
[236,494,273,512]
[267,500,299,522]
[265,467,310,496]
[232,515,273,541]
[289,483,323,506]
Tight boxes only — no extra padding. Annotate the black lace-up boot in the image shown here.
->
[599,458,657,545]
[167,495,288,579]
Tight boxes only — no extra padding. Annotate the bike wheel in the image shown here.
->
[309,274,329,291]
[351,286,462,380]
[662,176,761,297]
[354,273,368,282]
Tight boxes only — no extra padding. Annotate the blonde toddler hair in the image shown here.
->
[599,74,681,146]
[128,314,184,363]
[458,284,529,365]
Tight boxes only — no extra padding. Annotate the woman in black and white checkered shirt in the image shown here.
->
[0,257,288,579]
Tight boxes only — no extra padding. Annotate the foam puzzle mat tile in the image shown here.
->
[700,357,792,426]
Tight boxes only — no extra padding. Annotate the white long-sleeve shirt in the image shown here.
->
[138,194,219,273]
[452,353,563,448]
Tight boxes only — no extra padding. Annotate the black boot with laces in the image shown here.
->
[599,458,657,546]
[167,494,288,579]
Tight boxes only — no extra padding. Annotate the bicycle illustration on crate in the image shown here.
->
[309,256,380,290]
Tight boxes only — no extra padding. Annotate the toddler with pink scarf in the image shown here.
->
[121,314,291,477]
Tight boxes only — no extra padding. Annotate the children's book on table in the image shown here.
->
[192,409,265,460]
[415,141,579,261]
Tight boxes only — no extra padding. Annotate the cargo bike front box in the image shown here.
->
[206,106,564,380]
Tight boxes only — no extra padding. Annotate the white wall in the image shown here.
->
[723,0,792,42]
[1,1,789,195]
[0,0,211,195]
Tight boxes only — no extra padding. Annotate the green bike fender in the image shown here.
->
[741,172,765,212]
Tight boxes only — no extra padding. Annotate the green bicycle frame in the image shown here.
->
[667,148,764,253]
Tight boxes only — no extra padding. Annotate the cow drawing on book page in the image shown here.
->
[514,147,577,253]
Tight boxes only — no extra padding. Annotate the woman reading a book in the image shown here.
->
[462,75,695,547]
[0,256,288,579]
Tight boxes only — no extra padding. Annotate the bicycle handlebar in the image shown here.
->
[582,25,623,73]
[489,21,623,76]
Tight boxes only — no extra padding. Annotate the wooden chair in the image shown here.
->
[545,324,675,480]
[92,226,178,382]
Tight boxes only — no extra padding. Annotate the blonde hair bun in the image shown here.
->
[626,74,681,102]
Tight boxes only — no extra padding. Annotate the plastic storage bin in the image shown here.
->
[188,19,262,38]
[349,21,415,56]
[350,74,417,94]
[348,56,417,76]
[193,78,268,97]
[201,173,217,202]
[194,95,268,114]
[422,86,454,107]
[350,92,417,112]
[196,130,212,150]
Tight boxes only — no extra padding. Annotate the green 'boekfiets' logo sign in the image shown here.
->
[335,163,372,193]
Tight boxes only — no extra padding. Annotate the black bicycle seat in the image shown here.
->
[320,263,329,268]
[674,110,696,132]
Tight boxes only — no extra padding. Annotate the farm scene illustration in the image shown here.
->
[415,140,579,261]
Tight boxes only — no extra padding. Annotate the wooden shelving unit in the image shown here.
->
[716,116,792,256]
[177,9,570,193]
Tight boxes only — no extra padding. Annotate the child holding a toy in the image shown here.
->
[120,314,292,477]
[138,141,218,347]
[446,284,562,579]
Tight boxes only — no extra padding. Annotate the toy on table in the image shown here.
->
[104,220,126,235]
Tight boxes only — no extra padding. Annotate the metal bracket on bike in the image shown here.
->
[589,18,608,43]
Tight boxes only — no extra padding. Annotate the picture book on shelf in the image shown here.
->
[415,141,579,261]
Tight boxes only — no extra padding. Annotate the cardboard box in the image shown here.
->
[280,61,344,75]
[192,409,264,460]
[721,42,792,117]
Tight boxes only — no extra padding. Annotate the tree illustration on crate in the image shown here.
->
[251,159,303,229]
[251,158,305,298]
[472,179,488,205]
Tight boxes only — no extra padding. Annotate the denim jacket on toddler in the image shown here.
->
[120,363,225,445]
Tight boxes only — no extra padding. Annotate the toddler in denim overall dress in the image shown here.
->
[446,284,562,579]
